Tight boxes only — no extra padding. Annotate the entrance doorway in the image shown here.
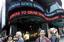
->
[8,15,48,42]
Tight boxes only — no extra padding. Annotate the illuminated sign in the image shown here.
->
[9,11,43,20]
[9,10,64,23]
[8,2,44,12]
[8,2,64,17]
[45,9,64,16]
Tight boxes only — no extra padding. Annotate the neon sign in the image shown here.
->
[8,2,44,12]
[45,9,64,16]
[9,11,43,20]
[9,10,64,23]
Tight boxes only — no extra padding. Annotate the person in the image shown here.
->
[35,30,51,42]
[24,31,30,42]
[48,28,60,42]
[13,31,24,42]
[0,35,3,42]
[7,35,13,42]
[0,35,8,42]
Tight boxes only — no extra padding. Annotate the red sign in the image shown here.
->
[9,11,43,20]
[9,10,64,23]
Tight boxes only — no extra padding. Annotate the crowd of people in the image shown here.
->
[0,31,24,42]
[0,28,60,42]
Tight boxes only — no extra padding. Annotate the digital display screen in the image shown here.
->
[9,10,64,23]
[9,11,43,20]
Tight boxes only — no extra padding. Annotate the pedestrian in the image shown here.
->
[7,35,13,42]
[13,31,24,42]
[35,30,51,42]
[48,28,60,42]
[0,35,3,42]
[24,31,30,42]
[0,35,8,42]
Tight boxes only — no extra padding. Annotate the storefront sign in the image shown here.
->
[9,11,43,20]
[45,9,64,16]
[8,2,44,12]
[9,10,64,23]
